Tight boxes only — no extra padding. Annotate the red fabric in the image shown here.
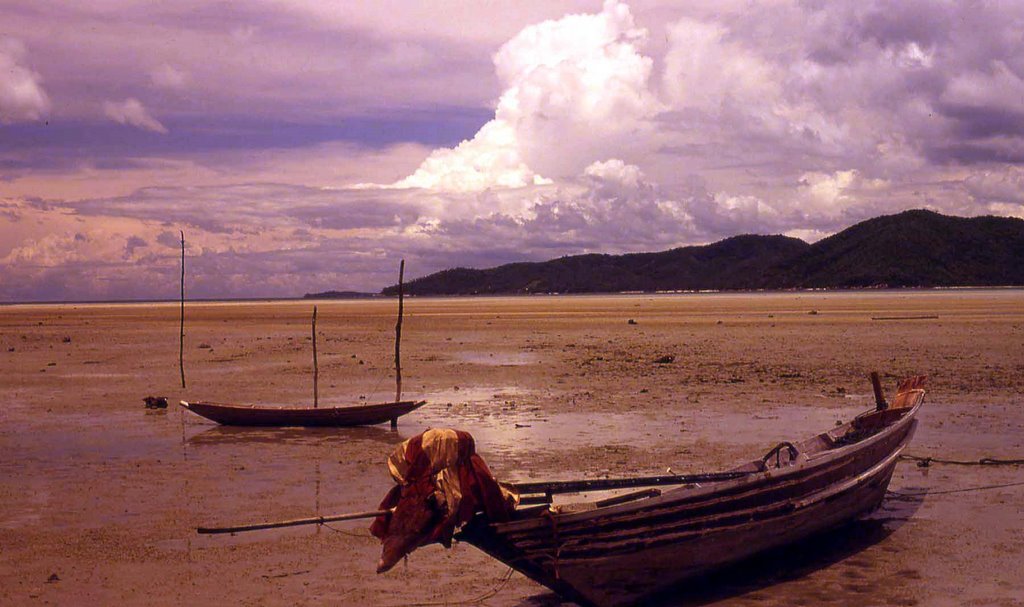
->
[370,429,512,563]
[368,484,401,540]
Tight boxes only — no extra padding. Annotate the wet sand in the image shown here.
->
[1,290,1023,606]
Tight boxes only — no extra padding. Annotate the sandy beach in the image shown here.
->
[1,290,1023,606]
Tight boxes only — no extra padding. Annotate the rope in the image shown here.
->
[900,454,1024,467]
[386,567,516,607]
[320,521,374,539]
[889,453,1024,496]
[368,370,389,401]
[888,480,1024,498]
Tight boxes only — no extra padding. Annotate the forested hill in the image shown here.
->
[380,210,1024,295]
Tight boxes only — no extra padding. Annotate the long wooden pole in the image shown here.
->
[197,508,389,535]
[312,305,319,408]
[393,259,405,414]
[179,230,186,389]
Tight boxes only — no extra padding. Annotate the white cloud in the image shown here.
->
[793,169,891,218]
[394,120,547,191]
[149,64,190,91]
[0,38,51,123]
[394,0,659,192]
[102,98,168,133]
[662,18,780,114]
[583,159,644,188]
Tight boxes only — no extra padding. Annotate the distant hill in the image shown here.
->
[378,210,1024,295]
[303,290,379,299]
[765,210,1024,288]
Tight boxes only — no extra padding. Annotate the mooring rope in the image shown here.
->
[888,480,1024,498]
[900,454,1024,467]
[888,452,1024,498]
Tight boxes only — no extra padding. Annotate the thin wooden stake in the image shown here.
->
[312,305,319,408]
[197,508,390,535]
[179,230,186,390]
[393,259,405,427]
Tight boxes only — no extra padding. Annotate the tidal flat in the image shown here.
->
[1,290,1022,606]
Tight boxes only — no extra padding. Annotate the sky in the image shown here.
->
[2,0,1024,301]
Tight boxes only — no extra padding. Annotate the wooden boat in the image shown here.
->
[454,376,926,607]
[179,399,426,427]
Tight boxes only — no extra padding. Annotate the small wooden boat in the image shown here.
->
[180,260,421,429]
[179,400,426,427]
[453,376,926,607]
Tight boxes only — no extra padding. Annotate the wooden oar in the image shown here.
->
[198,508,390,535]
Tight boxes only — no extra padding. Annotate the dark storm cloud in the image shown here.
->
[0,109,490,181]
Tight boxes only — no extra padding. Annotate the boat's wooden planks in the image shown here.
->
[456,394,922,607]
[506,454,902,557]
[497,416,912,541]
[514,449,904,561]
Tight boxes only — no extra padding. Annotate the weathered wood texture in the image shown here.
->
[312,305,318,408]
[458,384,925,607]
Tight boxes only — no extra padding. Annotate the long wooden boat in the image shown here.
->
[454,377,926,607]
[179,399,426,427]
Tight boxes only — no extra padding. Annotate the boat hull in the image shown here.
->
[459,401,920,607]
[179,400,426,427]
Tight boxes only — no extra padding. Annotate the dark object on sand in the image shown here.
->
[652,354,675,364]
[178,400,426,427]
[378,375,926,607]
[143,396,169,409]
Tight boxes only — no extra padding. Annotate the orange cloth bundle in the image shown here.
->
[371,429,516,573]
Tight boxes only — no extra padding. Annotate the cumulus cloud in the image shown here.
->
[7,1,1024,301]
[394,120,546,191]
[103,98,168,133]
[583,159,644,189]
[0,38,51,123]
[395,0,658,192]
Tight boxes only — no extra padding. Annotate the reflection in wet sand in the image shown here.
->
[185,424,408,447]
[453,351,539,366]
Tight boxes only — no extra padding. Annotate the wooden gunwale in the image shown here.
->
[517,444,904,560]
[503,424,907,546]
[509,446,904,556]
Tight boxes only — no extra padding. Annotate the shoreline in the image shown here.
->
[4,284,1024,308]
